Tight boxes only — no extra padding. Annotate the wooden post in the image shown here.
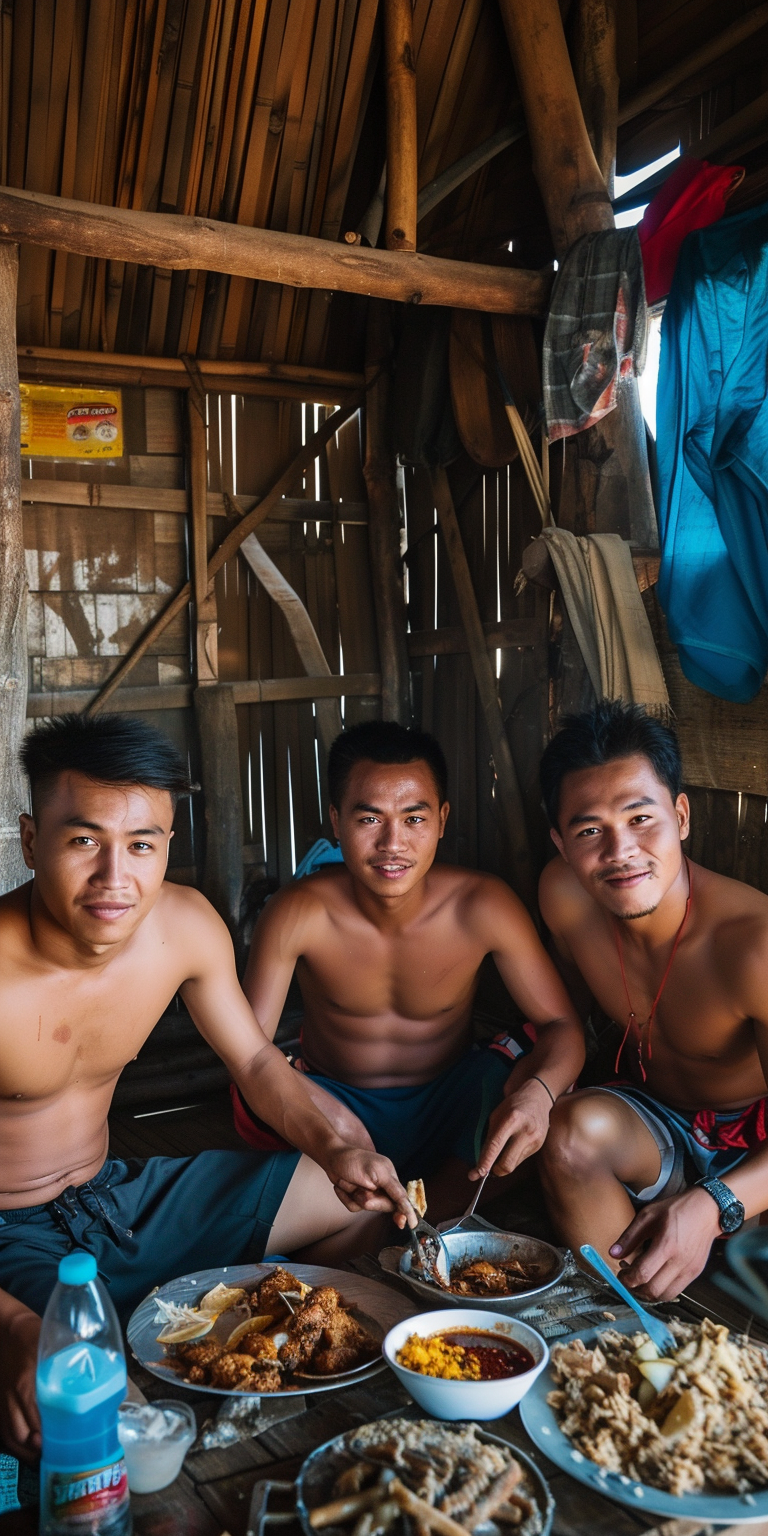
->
[194,684,244,937]
[187,387,243,934]
[363,302,411,723]
[384,0,417,251]
[0,243,28,895]
[571,0,618,196]
[187,390,218,685]
[499,0,657,548]
[495,0,612,258]
[431,467,534,909]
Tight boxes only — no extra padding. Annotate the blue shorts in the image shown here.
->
[597,1085,760,1202]
[301,1045,513,1180]
[0,1149,299,1324]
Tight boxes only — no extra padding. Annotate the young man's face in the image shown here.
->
[550,753,690,920]
[20,771,175,950]
[329,758,449,900]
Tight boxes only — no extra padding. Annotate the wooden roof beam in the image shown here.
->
[0,187,551,316]
[17,345,364,402]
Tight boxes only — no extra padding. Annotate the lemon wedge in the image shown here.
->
[156,1315,215,1345]
[225,1315,275,1349]
[199,1283,247,1316]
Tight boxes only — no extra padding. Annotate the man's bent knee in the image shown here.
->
[540,1093,622,1184]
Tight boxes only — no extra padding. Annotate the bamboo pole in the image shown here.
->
[501,0,657,548]
[0,242,27,894]
[86,393,365,714]
[363,302,411,723]
[572,0,618,196]
[495,0,612,259]
[384,0,417,251]
[431,467,534,908]
[0,186,551,316]
[18,344,364,402]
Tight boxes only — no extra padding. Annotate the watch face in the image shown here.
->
[720,1201,745,1233]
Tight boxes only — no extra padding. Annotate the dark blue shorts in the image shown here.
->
[303,1045,513,1180]
[0,1149,300,1324]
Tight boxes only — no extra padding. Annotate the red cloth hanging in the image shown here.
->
[638,157,743,305]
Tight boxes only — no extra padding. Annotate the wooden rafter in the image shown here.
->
[0,187,551,315]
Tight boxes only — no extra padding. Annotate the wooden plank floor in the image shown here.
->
[109,1088,246,1161]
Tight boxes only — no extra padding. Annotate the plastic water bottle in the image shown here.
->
[37,1251,131,1535]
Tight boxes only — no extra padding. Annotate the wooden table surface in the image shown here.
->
[0,1347,741,1536]
[1,1094,761,1536]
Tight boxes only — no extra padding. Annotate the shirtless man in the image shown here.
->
[0,713,413,1464]
[538,699,768,1301]
[241,720,584,1211]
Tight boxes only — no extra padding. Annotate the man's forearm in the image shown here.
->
[506,1017,585,1101]
[0,1287,38,1333]
[234,1043,349,1169]
[720,1140,768,1222]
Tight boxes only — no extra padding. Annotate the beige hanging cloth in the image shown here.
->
[542,528,670,719]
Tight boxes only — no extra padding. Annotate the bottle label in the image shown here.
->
[43,1456,129,1530]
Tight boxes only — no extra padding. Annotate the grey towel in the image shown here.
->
[543,229,647,441]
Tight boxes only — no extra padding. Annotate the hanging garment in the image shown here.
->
[541,528,670,717]
[543,229,647,441]
[638,157,743,305]
[656,200,768,702]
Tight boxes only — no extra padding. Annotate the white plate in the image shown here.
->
[127,1262,417,1398]
[520,1314,768,1524]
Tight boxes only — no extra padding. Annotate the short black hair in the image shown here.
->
[21,713,196,815]
[540,700,682,828]
[328,721,448,808]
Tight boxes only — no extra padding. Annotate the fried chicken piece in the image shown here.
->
[279,1287,341,1371]
[235,1364,282,1393]
[174,1339,225,1386]
[256,1267,303,1319]
[235,1330,279,1363]
[210,1352,265,1390]
[312,1310,378,1376]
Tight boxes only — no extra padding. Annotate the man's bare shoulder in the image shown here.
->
[154,879,230,947]
[0,882,34,955]
[258,867,351,926]
[695,862,768,972]
[430,864,529,930]
[538,854,591,934]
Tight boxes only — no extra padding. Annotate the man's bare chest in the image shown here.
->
[0,960,180,1100]
[573,930,750,1061]
[300,921,485,1019]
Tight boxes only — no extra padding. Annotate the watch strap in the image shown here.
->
[698,1176,745,1230]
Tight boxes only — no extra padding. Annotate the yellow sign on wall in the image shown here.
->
[20,385,124,459]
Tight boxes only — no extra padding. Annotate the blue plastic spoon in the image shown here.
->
[580,1243,677,1356]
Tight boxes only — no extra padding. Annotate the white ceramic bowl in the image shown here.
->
[382,1308,549,1421]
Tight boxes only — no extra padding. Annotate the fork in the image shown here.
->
[436,1171,490,1235]
[410,1216,451,1288]
[580,1244,677,1355]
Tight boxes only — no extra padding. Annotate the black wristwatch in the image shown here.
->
[697,1176,746,1233]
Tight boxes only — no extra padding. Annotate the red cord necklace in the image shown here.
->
[613,858,693,1083]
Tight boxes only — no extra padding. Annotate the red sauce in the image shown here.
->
[439,1331,535,1380]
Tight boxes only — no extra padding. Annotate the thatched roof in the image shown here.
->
[4,0,767,371]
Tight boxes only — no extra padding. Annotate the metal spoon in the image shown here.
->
[437,1171,491,1235]
[579,1244,677,1355]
